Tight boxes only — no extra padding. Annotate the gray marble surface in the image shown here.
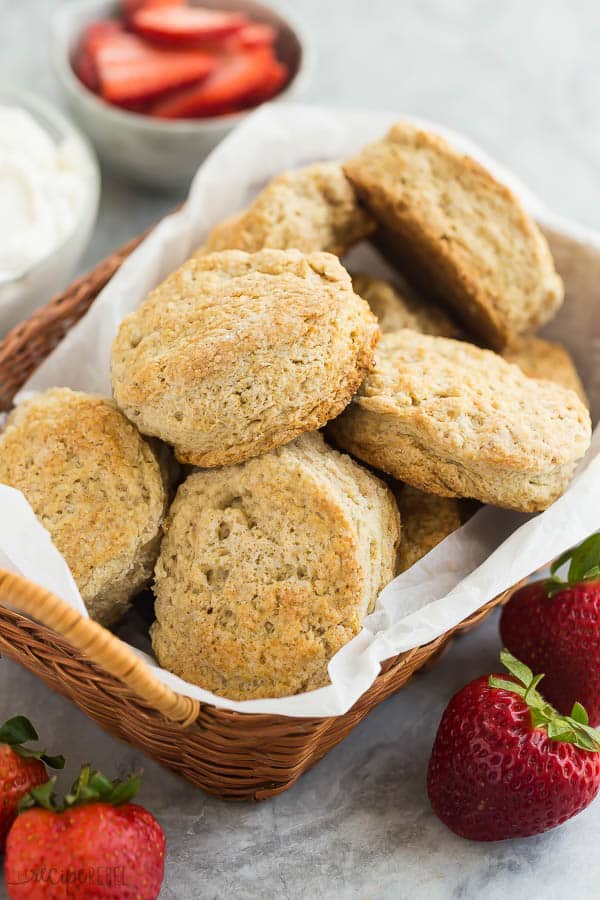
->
[2,1,600,897]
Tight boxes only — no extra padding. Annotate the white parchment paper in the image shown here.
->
[3,103,600,717]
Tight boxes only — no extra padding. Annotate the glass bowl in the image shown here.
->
[0,86,100,336]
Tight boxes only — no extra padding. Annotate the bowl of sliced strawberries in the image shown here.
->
[52,0,309,188]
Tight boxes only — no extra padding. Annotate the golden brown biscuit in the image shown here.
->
[327,330,591,512]
[199,162,375,256]
[0,388,168,626]
[501,336,588,406]
[112,249,379,467]
[344,123,563,349]
[151,433,400,700]
[396,485,462,573]
[352,272,459,337]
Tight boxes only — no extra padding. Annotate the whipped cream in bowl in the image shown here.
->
[0,88,100,335]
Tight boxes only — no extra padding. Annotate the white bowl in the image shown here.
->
[0,87,100,337]
[52,0,312,190]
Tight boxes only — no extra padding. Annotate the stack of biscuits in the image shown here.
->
[0,123,591,700]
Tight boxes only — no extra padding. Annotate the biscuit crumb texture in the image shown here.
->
[151,433,400,700]
[0,388,168,625]
[199,162,374,257]
[328,330,591,512]
[396,485,462,573]
[112,249,379,467]
[344,123,563,349]
[501,336,588,406]
[352,272,459,337]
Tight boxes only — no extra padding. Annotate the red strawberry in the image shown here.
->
[74,48,100,92]
[501,533,600,725]
[123,0,186,19]
[427,651,600,841]
[4,766,165,899]
[0,716,64,850]
[233,22,277,49]
[91,30,215,106]
[151,47,274,117]
[131,5,248,47]
[239,58,288,109]
[73,20,124,93]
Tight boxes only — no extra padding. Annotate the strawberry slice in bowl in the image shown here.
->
[152,46,278,118]
[229,21,277,49]
[123,0,187,18]
[131,4,249,46]
[73,20,123,93]
[90,28,216,107]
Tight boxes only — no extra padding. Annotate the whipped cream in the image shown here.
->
[0,105,88,282]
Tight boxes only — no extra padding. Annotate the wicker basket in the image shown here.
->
[0,237,517,800]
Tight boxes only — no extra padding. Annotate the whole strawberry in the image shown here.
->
[4,766,165,899]
[501,533,600,724]
[427,651,600,841]
[0,716,64,850]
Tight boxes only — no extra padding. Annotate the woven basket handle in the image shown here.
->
[0,570,199,727]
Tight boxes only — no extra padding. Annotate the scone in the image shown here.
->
[327,330,591,512]
[344,123,563,349]
[352,272,459,337]
[199,162,374,256]
[112,249,379,467]
[0,388,169,626]
[396,485,462,573]
[151,433,400,700]
[501,337,588,406]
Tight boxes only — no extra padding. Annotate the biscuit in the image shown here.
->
[352,272,459,337]
[327,330,591,512]
[343,123,563,349]
[501,336,588,406]
[0,388,168,626]
[199,162,375,256]
[151,433,400,700]
[112,249,379,467]
[396,485,462,573]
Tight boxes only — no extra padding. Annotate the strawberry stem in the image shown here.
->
[0,716,64,769]
[489,650,600,753]
[19,765,142,815]
[546,532,600,597]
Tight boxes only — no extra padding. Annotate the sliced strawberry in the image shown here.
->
[73,20,124,93]
[74,48,100,92]
[233,22,277,49]
[151,47,273,117]
[92,31,215,105]
[122,0,186,20]
[81,19,124,54]
[131,5,248,46]
[240,58,288,107]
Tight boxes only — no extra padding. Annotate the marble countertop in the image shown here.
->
[3,1,600,897]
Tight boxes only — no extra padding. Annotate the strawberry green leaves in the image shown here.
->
[546,532,600,597]
[0,716,65,769]
[489,650,600,753]
[19,764,142,814]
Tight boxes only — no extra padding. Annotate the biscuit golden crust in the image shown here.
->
[0,388,168,626]
[327,330,591,512]
[501,336,588,406]
[112,249,379,467]
[199,162,375,256]
[151,433,400,700]
[396,485,462,573]
[344,123,563,349]
[352,272,459,337]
